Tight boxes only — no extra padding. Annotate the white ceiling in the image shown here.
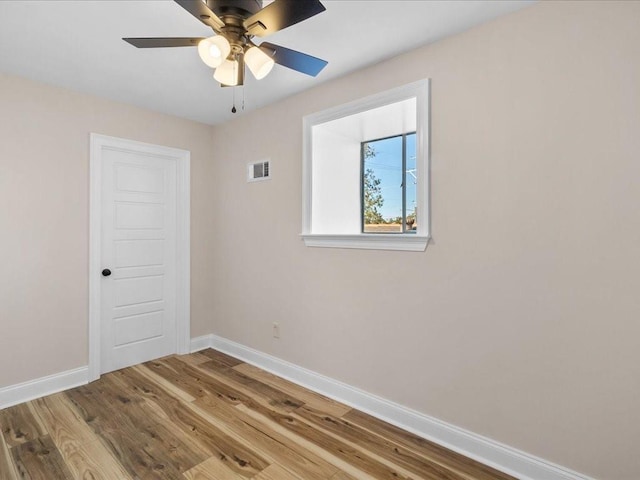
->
[0,0,533,126]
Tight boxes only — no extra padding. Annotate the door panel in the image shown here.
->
[114,311,164,346]
[115,164,164,193]
[115,203,165,229]
[113,275,164,307]
[114,239,164,268]
[113,299,165,320]
[100,147,177,374]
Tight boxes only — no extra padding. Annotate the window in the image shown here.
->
[302,79,430,251]
[362,133,417,234]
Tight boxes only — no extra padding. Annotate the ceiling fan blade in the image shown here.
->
[174,0,225,31]
[244,0,325,37]
[123,37,205,48]
[259,42,327,77]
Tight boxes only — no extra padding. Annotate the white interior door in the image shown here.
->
[100,146,178,374]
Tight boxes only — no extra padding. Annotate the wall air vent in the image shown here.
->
[247,159,271,182]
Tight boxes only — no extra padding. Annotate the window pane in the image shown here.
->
[363,136,403,233]
[405,133,417,232]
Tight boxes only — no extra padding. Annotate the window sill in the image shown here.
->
[300,234,429,252]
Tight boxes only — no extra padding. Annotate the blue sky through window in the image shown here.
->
[364,133,416,221]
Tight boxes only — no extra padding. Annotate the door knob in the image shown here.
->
[102,268,112,277]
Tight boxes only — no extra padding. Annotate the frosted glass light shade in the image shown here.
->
[198,35,230,68]
[245,46,275,80]
[214,59,239,86]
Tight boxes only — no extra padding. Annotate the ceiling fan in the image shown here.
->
[123,0,328,88]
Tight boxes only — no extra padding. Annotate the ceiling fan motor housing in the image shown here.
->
[208,0,263,56]
[208,0,262,18]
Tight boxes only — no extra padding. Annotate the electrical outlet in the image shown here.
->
[272,322,280,339]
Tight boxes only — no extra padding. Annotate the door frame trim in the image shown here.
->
[88,133,191,382]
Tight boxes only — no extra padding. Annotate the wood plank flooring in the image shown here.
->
[0,349,517,480]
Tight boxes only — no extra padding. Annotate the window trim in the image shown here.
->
[301,79,430,251]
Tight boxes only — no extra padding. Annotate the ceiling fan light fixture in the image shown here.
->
[198,35,230,68]
[245,46,275,80]
[214,59,239,86]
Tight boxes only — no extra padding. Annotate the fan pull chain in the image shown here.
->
[231,86,245,114]
[231,85,237,114]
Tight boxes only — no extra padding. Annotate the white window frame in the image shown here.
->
[301,79,430,251]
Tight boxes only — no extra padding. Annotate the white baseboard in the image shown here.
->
[190,334,213,353]
[191,334,594,480]
[0,367,88,410]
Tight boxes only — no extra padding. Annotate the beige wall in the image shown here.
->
[0,74,217,387]
[207,2,640,479]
